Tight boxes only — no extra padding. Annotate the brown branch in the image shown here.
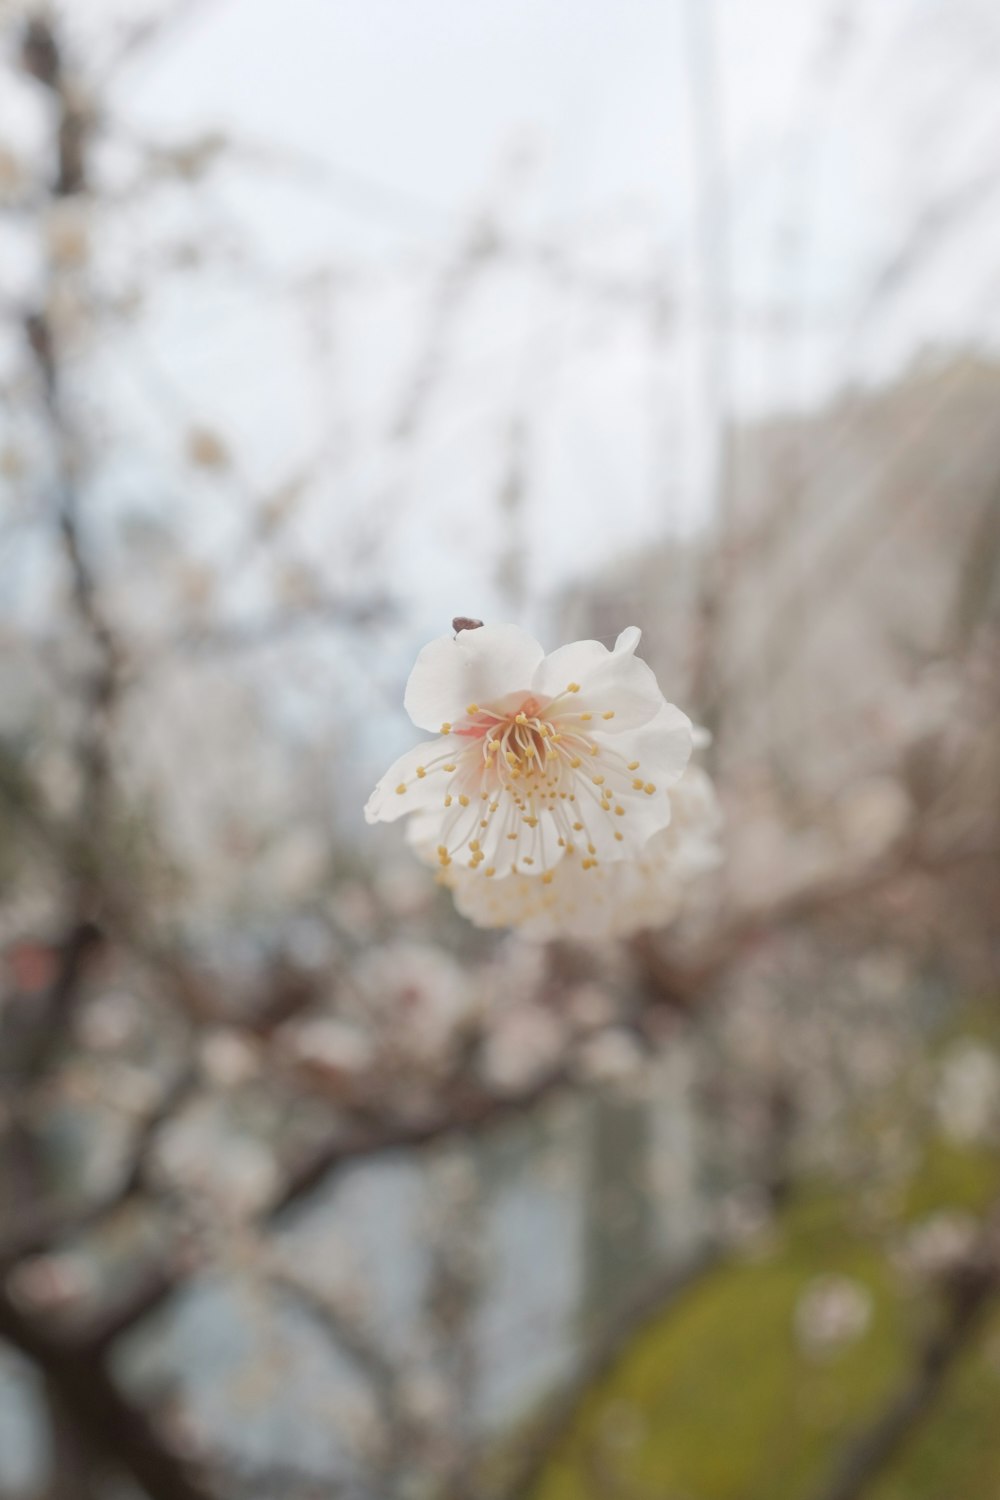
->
[0,1283,216,1500]
[84,1063,574,1352]
[0,1063,198,1268]
[45,833,1000,1357]
[12,920,105,1081]
[20,12,124,946]
[210,1454,347,1499]
[486,1244,723,1500]
[268,1269,401,1407]
[808,1260,1000,1500]
[636,831,1000,1007]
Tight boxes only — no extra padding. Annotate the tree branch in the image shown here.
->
[0,1283,216,1500]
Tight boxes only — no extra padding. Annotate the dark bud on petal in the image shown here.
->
[452,617,484,635]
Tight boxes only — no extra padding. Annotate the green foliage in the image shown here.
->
[867,1303,1000,1500]
[534,1194,910,1500]
[901,1136,999,1223]
[529,1012,1000,1500]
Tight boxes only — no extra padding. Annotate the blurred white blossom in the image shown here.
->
[198,1028,262,1088]
[795,1275,873,1357]
[8,1252,95,1315]
[836,775,912,859]
[574,1027,646,1084]
[152,1105,278,1216]
[894,1211,980,1281]
[935,1040,1000,1144]
[478,1002,567,1093]
[352,942,479,1070]
[279,1016,376,1083]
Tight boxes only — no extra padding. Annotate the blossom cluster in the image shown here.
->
[365,624,720,938]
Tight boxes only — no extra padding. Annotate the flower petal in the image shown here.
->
[364,736,457,824]
[563,747,673,863]
[447,861,589,937]
[614,626,642,655]
[531,638,612,699]
[404,625,545,732]
[591,701,693,788]
[446,846,681,942]
[406,789,568,881]
[534,628,665,732]
[444,768,718,941]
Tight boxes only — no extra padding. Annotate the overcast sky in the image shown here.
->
[0,1,966,633]
[4,0,1000,760]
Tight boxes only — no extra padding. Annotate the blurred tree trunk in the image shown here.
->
[947,478,1000,652]
[44,1377,104,1500]
[580,1092,654,1333]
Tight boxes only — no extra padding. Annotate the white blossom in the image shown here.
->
[279,1016,376,1080]
[351,942,479,1067]
[795,1275,873,1357]
[440,760,722,940]
[935,1040,1000,1144]
[198,1028,262,1087]
[894,1211,980,1281]
[365,625,692,890]
[574,1027,646,1084]
[478,1002,568,1094]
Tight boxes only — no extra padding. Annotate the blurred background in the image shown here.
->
[1,1,999,1497]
